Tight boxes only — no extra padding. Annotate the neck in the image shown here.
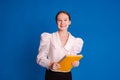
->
[58,30,68,36]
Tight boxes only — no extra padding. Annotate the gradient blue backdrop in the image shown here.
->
[0,0,120,80]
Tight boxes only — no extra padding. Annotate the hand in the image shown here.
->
[50,62,60,70]
[72,61,79,67]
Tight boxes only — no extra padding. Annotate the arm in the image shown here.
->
[36,33,51,69]
[72,38,84,67]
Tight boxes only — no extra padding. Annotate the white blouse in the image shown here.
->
[37,32,84,69]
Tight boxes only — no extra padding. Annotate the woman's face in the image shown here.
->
[56,13,71,31]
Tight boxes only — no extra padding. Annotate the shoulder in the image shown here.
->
[40,32,53,38]
[70,33,84,44]
[41,32,51,37]
[40,32,58,40]
[75,38,84,44]
[40,32,52,41]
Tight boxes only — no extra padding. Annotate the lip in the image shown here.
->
[60,25,66,27]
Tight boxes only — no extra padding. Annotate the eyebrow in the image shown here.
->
[57,18,68,20]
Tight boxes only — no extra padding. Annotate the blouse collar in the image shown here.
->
[52,31,73,51]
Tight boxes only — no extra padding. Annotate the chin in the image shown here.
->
[59,29,67,31]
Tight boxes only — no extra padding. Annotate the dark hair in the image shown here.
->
[55,11,71,22]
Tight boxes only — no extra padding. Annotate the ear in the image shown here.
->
[69,21,71,25]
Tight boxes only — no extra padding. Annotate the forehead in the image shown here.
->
[57,13,69,19]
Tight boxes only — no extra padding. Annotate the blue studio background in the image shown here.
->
[0,0,120,80]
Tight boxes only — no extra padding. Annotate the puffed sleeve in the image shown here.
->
[73,38,84,54]
[36,32,51,68]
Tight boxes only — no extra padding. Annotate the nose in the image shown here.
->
[61,20,64,24]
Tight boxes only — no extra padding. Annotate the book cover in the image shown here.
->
[57,55,83,72]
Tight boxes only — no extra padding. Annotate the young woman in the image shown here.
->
[37,11,84,80]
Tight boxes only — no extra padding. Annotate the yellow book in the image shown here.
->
[57,55,83,72]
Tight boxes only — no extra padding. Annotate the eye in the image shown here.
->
[57,19,62,21]
[64,19,68,21]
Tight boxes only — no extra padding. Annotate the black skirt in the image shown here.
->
[45,69,72,80]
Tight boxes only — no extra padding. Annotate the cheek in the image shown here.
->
[57,23,60,27]
[57,22,60,25]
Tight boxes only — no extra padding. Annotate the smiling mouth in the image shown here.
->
[60,25,66,27]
